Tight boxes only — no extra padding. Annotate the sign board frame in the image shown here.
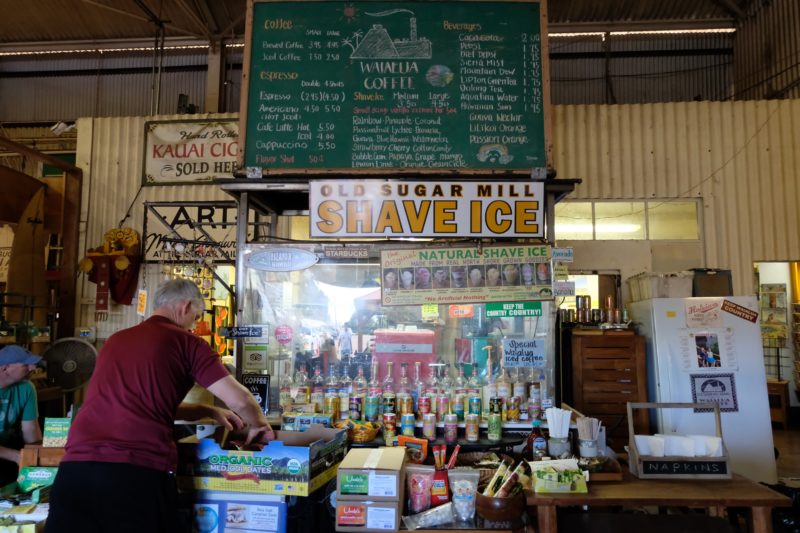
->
[239,0,551,175]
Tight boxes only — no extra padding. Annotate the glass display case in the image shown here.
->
[237,242,556,418]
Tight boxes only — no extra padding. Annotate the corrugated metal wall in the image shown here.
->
[74,113,237,339]
[551,33,733,104]
[734,0,800,100]
[0,48,243,121]
[553,100,800,296]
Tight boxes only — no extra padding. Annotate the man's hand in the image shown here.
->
[209,406,245,432]
[244,424,276,445]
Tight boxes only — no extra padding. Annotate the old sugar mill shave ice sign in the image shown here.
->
[310,180,544,238]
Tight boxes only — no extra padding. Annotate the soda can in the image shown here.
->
[444,413,458,445]
[349,397,362,420]
[382,393,396,415]
[468,396,482,416]
[418,396,432,418]
[507,396,521,422]
[453,394,465,421]
[401,413,416,436]
[489,397,503,415]
[365,396,380,422]
[324,396,340,420]
[487,414,502,441]
[436,395,450,422]
[465,414,479,442]
[397,394,413,416]
[383,412,397,438]
[422,413,437,441]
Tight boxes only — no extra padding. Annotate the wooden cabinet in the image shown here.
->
[767,379,789,428]
[571,330,649,446]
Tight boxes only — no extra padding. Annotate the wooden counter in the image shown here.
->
[527,473,791,533]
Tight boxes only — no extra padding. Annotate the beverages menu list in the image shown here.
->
[243,1,545,172]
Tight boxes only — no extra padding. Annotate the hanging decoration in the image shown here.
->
[78,228,142,321]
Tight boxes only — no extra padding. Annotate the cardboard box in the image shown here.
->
[177,425,346,496]
[190,491,287,533]
[336,448,406,501]
[335,500,403,532]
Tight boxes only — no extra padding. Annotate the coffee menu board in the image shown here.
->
[242,0,546,173]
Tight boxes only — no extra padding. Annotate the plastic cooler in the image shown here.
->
[372,328,438,381]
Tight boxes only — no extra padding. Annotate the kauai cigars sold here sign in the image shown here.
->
[309,180,544,238]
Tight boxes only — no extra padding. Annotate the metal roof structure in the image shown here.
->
[0,0,748,52]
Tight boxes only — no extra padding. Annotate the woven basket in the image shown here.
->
[351,425,381,443]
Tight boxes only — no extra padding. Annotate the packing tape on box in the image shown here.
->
[364,449,384,469]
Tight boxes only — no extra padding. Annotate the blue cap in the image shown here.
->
[0,345,42,365]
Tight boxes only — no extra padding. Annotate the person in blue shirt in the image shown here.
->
[0,345,42,485]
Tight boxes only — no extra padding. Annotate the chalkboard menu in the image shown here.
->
[243,1,545,173]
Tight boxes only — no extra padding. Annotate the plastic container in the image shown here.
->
[548,436,571,458]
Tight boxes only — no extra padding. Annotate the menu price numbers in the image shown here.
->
[308,52,341,61]
[308,154,325,164]
[301,91,346,102]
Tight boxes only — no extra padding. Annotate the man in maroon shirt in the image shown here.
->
[45,279,274,532]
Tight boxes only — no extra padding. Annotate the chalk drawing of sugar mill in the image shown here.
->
[342,9,432,59]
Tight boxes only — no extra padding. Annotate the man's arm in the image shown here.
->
[175,403,244,432]
[21,420,41,445]
[206,375,275,444]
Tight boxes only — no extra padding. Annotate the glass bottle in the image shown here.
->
[338,364,353,420]
[482,356,497,420]
[425,364,440,416]
[396,363,412,415]
[325,364,340,399]
[279,360,294,414]
[294,364,311,405]
[368,360,382,397]
[382,361,396,414]
[310,365,325,413]
[412,361,424,414]
[397,363,411,395]
[353,365,368,398]
[496,361,511,401]
[466,366,482,398]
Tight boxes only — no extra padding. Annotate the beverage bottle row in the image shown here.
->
[278,358,550,423]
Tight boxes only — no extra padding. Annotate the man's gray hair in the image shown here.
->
[154,278,203,309]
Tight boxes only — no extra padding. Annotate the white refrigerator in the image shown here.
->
[629,297,777,483]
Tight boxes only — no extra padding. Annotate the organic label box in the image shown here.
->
[178,425,346,496]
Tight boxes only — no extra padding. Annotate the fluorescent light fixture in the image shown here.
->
[550,28,736,38]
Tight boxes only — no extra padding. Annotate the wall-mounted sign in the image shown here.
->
[245,247,319,271]
[448,305,475,318]
[552,281,575,297]
[241,1,545,172]
[243,343,268,372]
[275,325,293,345]
[503,338,545,368]
[551,247,573,262]
[310,180,544,238]
[323,246,371,259]
[380,244,552,305]
[143,119,239,185]
[142,201,238,263]
[223,326,265,338]
[242,373,271,414]
[486,301,542,318]
[690,373,738,413]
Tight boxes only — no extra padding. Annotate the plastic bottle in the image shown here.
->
[525,419,548,461]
